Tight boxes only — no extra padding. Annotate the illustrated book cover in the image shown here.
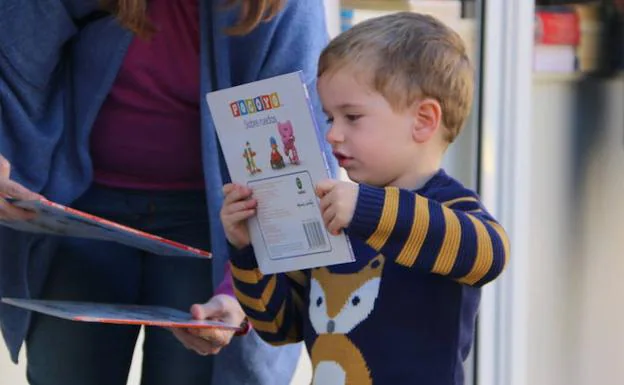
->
[206,71,354,274]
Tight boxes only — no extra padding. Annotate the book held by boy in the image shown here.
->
[206,71,355,274]
[0,198,211,258]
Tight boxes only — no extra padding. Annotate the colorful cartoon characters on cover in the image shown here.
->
[243,141,261,175]
[243,122,299,176]
[269,137,286,170]
[277,120,300,165]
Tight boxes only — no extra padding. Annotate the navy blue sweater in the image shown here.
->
[230,170,509,384]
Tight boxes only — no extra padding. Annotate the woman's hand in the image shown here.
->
[171,294,247,356]
[0,154,42,221]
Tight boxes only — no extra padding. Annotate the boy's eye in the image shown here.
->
[346,114,361,122]
[325,117,334,125]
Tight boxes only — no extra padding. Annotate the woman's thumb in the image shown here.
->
[190,301,223,320]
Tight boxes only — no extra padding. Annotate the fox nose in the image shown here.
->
[327,320,335,334]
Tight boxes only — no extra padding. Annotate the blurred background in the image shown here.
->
[335,2,624,385]
[2,1,623,384]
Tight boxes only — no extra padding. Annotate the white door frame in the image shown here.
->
[477,1,535,385]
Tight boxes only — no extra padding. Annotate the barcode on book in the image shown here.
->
[303,221,326,249]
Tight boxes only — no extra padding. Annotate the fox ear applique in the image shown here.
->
[309,254,385,385]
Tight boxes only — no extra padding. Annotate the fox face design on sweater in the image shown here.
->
[309,254,386,385]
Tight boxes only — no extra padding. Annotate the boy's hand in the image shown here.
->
[220,183,257,249]
[315,179,358,236]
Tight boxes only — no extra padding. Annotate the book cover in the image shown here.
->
[206,71,355,274]
[1,298,240,330]
[0,198,211,258]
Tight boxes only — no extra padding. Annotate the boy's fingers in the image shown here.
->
[223,199,256,215]
[222,183,247,194]
[222,183,236,195]
[223,185,251,204]
[225,209,256,225]
[222,187,239,204]
[321,205,336,229]
[236,186,252,199]
[315,179,337,197]
[233,209,256,221]
[319,195,332,214]
[328,217,344,236]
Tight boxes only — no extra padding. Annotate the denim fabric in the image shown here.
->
[26,184,215,385]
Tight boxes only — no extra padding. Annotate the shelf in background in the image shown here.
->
[341,0,463,14]
[533,72,585,82]
[340,1,475,60]
[533,72,624,83]
[341,0,411,11]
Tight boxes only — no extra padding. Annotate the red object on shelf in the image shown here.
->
[535,10,581,46]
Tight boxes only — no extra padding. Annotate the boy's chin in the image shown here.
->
[343,171,384,187]
[342,169,362,183]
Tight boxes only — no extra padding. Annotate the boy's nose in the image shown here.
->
[326,124,344,144]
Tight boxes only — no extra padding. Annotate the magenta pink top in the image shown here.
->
[90,0,235,299]
[90,0,204,190]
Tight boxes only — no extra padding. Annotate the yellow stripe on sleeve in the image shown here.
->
[488,220,510,270]
[233,275,277,312]
[458,216,494,285]
[443,196,479,207]
[432,208,462,275]
[230,264,263,284]
[366,187,400,250]
[395,195,430,267]
[247,301,286,334]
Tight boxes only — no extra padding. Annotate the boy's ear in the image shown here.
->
[410,98,442,143]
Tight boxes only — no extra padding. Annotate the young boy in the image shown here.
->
[221,12,509,385]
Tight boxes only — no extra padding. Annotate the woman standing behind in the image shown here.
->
[0,0,335,384]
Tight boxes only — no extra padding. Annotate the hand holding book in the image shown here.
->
[315,179,359,236]
[170,294,249,356]
[0,153,42,222]
[220,183,257,250]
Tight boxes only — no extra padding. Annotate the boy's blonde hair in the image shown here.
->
[318,12,474,143]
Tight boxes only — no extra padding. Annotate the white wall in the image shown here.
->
[574,78,624,385]
[323,0,341,38]
[522,76,624,385]
[0,345,27,384]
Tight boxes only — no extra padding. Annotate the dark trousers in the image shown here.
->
[26,184,215,385]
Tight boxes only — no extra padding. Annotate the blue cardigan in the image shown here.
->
[0,0,336,383]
